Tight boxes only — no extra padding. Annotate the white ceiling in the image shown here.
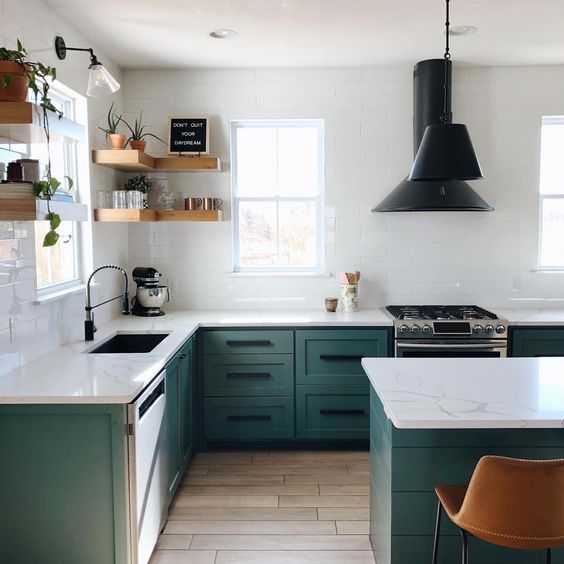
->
[48,0,564,69]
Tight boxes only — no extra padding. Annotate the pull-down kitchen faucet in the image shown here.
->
[85,265,130,341]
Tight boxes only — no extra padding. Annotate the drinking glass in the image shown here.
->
[127,190,143,209]
[96,190,110,208]
[112,190,127,209]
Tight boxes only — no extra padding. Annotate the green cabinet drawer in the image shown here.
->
[203,329,294,355]
[297,385,369,440]
[511,327,564,357]
[205,397,294,440]
[203,354,294,397]
[296,328,389,385]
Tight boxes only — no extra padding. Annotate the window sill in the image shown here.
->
[531,269,564,274]
[229,272,333,278]
[34,283,86,304]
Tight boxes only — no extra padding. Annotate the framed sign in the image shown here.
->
[168,117,209,154]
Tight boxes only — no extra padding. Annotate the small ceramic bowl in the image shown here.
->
[324,297,339,312]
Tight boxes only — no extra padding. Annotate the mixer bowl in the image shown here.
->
[136,286,169,309]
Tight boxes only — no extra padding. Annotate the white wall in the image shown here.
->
[122,64,564,311]
[0,0,127,375]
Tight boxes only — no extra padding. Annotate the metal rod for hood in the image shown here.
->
[441,0,452,125]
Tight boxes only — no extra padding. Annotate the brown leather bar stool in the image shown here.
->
[432,455,564,564]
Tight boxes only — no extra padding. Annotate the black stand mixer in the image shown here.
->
[131,267,169,317]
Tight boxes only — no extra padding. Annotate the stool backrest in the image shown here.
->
[457,455,564,549]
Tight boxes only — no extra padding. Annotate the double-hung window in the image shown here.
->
[231,120,324,273]
[539,116,564,269]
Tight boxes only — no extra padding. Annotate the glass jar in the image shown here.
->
[112,190,127,209]
[127,190,143,209]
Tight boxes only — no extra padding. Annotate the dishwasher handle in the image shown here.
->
[138,380,165,420]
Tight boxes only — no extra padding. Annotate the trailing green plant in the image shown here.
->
[124,175,151,194]
[122,112,165,145]
[97,101,123,136]
[1,39,72,247]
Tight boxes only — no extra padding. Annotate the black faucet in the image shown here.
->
[85,265,130,341]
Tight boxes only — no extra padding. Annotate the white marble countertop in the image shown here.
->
[0,308,392,405]
[495,308,564,326]
[362,357,564,429]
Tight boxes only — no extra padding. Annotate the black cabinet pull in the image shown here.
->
[227,415,271,421]
[226,340,273,347]
[320,409,366,416]
[319,354,363,361]
[226,372,271,379]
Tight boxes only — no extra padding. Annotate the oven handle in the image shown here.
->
[398,342,507,349]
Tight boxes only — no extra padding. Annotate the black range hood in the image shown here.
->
[373,59,493,212]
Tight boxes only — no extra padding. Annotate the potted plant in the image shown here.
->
[1,39,70,247]
[124,175,151,208]
[98,101,126,149]
[122,112,165,152]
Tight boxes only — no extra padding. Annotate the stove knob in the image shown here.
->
[495,324,506,335]
[422,324,432,335]
[473,325,483,334]
[485,325,494,335]
[411,324,421,334]
[399,325,410,335]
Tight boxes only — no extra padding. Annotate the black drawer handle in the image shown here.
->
[226,372,271,379]
[320,409,366,416]
[226,340,273,347]
[227,415,272,421]
[319,355,363,361]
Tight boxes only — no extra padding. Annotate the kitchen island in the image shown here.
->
[362,357,564,564]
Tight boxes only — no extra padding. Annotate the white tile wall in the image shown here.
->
[0,0,127,376]
[121,64,564,310]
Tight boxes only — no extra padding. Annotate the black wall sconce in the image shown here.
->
[55,36,120,97]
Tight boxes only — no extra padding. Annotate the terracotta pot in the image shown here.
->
[108,133,126,150]
[129,139,146,152]
[0,61,30,102]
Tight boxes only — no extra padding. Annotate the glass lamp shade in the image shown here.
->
[87,64,120,97]
[409,123,484,181]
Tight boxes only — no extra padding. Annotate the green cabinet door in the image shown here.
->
[165,355,182,500]
[511,327,564,357]
[178,338,194,469]
[296,328,390,386]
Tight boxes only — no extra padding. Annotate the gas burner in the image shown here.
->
[387,305,498,321]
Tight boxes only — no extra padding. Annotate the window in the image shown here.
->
[539,116,564,269]
[231,120,324,272]
[30,85,85,292]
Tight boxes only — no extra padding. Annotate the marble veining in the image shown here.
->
[362,357,564,429]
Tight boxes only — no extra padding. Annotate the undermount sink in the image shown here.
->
[87,333,170,354]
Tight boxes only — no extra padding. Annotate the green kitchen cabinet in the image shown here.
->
[296,328,390,386]
[204,396,294,440]
[297,384,370,439]
[165,354,182,499]
[203,329,294,355]
[203,353,294,397]
[511,327,564,357]
[0,404,129,564]
[166,337,196,500]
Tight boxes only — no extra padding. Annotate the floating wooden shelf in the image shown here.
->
[0,198,88,221]
[91,150,222,173]
[158,210,223,222]
[0,101,85,144]
[93,208,223,223]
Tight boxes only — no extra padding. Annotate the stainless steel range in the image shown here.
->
[387,305,508,358]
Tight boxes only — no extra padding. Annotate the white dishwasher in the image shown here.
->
[127,369,168,564]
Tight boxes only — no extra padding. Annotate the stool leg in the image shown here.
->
[459,528,469,564]
[546,548,551,564]
[432,500,442,564]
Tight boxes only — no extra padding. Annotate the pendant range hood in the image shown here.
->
[373,59,493,212]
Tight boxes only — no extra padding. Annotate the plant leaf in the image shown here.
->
[49,212,61,230]
[43,230,59,247]
[64,176,74,190]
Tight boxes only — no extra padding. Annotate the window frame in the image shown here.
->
[35,84,85,295]
[230,119,325,274]
[538,116,564,272]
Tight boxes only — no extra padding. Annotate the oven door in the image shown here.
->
[396,339,507,358]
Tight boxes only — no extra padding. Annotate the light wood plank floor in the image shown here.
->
[150,450,374,564]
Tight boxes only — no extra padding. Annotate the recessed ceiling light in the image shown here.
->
[448,25,478,36]
[209,29,238,39]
